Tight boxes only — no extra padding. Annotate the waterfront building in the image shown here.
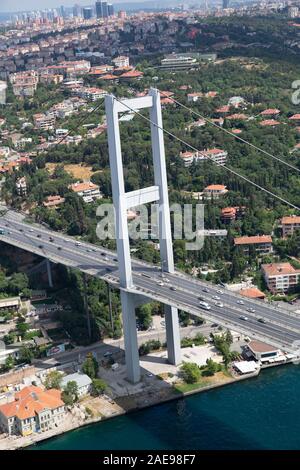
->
[0,386,65,436]
[61,373,92,397]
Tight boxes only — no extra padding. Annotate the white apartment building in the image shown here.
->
[16,177,27,196]
[112,56,130,68]
[262,262,300,294]
[70,181,102,203]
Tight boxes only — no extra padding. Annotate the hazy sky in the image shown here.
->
[0,0,138,13]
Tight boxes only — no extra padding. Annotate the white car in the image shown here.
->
[247,308,256,313]
[215,302,224,308]
[239,315,248,321]
[199,301,211,311]
[157,281,165,286]
[237,300,244,305]
[213,295,221,301]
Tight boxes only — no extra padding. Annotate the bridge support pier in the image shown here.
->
[46,259,53,288]
[120,291,140,383]
[165,305,181,365]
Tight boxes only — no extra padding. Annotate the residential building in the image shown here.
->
[161,53,198,71]
[0,81,7,104]
[112,56,129,68]
[220,206,245,223]
[203,184,228,198]
[9,70,39,98]
[33,113,55,130]
[61,373,92,397]
[234,235,273,255]
[180,148,228,167]
[43,195,65,208]
[260,119,280,127]
[74,86,107,101]
[16,177,27,196]
[70,181,102,203]
[0,296,22,312]
[0,386,65,436]
[280,215,300,237]
[260,108,280,117]
[262,262,300,294]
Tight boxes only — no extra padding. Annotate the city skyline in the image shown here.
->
[0,0,137,13]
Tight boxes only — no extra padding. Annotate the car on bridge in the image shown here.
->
[258,318,266,324]
[199,301,211,310]
[237,300,244,305]
[215,301,224,308]
[239,315,248,321]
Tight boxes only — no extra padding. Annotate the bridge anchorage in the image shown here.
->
[105,89,181,383]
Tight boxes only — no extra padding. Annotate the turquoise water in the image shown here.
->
[32,365,300,450]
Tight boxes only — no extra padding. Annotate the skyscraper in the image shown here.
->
[108,4,114,16]
[223,0,230,8]
[73,4,81,17]
[102,2,108,18]
[95,1,103,18]
[83,7,93,20]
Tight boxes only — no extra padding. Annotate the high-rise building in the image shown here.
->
[108,3,114,16]
[96,1,103,18]
[83,7,93,20]
[102,2,108,17]
[118,10,126,19]
[73,4,81,17]
[60,5,66,17]
[223,0,229,8]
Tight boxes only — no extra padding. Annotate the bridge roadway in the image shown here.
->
[0,210,300,352]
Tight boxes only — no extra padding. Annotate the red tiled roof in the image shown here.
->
[234,235,272,245]
[0,386,64,420]
[281,215,300,225]
[239,287,266,299]
[120,70,144,79]
[289,114,300,120]
[260,119,280,126]
[260,108,280,116]
[262,262,300,276]
[204,184,227,191]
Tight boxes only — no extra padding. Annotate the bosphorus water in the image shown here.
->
[31,364,300,450]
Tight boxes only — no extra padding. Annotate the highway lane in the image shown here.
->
[0,212,300,350]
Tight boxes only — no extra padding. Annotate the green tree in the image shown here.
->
[92,378,107,396]
[44,370,63,390]
[180,362,201,384]
[82,352,99,379]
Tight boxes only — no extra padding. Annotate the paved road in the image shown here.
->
[0,210,300,352]
[34,324,215,368]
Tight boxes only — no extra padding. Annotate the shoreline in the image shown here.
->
[1,363,268,450]
[0,360,293,450]
[0,361,292,450]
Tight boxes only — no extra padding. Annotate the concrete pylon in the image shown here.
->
[105,89,181,383]
[46,259,53,288]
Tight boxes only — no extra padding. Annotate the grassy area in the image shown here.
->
[173,371,233,394]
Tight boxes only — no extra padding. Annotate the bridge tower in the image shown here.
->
[105,89,181,383]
